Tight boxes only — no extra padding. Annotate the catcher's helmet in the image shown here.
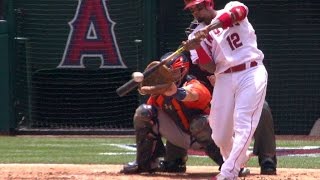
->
[185,19,199,36]
[160,52,190,86]
[183,0,213,10]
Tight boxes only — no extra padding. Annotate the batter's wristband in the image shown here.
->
[172,88,187,101]
[218,12,233,29]
[230,6,247,21]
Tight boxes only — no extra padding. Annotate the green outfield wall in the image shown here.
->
[0,20,10,133]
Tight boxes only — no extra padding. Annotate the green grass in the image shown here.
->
[0,136,319,169]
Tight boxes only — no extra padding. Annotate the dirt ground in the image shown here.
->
[0,164,319,180]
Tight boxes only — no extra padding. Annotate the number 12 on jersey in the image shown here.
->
[226,33,243,50]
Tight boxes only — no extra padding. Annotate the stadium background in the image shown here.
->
[0,0,319,135]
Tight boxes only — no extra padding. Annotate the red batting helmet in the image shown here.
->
[183,0,213,10]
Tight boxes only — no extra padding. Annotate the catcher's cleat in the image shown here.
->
[239,167,250,177]
[158,159,186,173]
[260,158,277,175]
[120,161,157,174]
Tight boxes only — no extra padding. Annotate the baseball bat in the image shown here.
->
[116,46,185,97]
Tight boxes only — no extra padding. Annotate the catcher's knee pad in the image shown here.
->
[189,114,212,143]
[134,104,158,130]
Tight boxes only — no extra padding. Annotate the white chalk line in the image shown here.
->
[99,144,320,157]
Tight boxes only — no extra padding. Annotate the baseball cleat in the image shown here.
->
[120,161,157,174]
[260,158,277,175]
[158,159,186,173]
[238,167,250,177]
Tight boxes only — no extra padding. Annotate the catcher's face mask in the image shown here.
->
[164,53,190,87]
[185,19,199,37]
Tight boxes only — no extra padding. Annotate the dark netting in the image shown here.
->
[158,0,320,135]
[14,0,143,131]
[12,0,320,134]
[245,0,320,134]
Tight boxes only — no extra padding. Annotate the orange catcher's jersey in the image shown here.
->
[147,78,211,130]
[181,79,211,113]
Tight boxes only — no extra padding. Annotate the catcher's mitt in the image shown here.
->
[139,61,176,95]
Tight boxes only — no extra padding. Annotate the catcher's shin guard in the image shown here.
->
[121,129,164,174]
[121,140,165,174]
[205,141,224,167]
[121,104,165,174]
[159,141,187,173]
[189,114,224,167]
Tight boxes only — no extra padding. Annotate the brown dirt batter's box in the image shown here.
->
[0,164,319,180]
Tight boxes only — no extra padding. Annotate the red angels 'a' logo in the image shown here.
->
[58,0,126,68]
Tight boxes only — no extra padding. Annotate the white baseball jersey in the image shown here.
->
[188,1,264,74]
[188,1,268,179]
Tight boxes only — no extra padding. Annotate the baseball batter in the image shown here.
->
[183,0,268,179]
[185,20,277,175]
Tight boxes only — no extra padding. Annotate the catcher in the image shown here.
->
[120,52,224,174]
[120,52,250,176]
